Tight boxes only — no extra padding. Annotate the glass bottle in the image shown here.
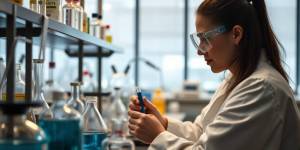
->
[103,88,127,132]
[15,64,26,102]
[82,70,96,93]
[80,0,88,32]
[39,91,82,150]
[1,64,26,102]
[151,88,166,114]
[44,62,65,103]
[89,13,101,38]
[105,25,112,43]
[73,0,84,31]
[82,97,108,150]
[0,58,5,101]
[30,0,46,15]
[101,119,135,150]
[67,82,85,113]
[30,0,39,13]
[46,0,62,22]
[63,0,76,28]
[0,103,48,149]
[32,59,52,119]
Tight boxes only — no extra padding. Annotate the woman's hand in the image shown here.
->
[128,110,165,144]
[129,96,168,129]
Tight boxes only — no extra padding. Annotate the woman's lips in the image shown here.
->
[205,59,213,65]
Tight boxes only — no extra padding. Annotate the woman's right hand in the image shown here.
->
[129,96,168,129]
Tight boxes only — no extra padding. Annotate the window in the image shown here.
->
[266,0,297,90]
[139,0,184,91]
[187,0,297,94]
[188,0,223,95]
[101,0,135,90]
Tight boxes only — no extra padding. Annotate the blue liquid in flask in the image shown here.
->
[39,119,81,150]
[0,140,48,150]
[83,132,107,150]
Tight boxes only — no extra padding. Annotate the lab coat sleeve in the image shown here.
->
[166,114,204,142]
[149,78,279,150]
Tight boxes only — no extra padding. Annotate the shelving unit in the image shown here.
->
[0,1,122,110]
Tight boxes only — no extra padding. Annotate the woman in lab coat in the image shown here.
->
[128,0,300,149]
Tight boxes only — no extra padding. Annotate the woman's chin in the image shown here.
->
[210,66,224,73]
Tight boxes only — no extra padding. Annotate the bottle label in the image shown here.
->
[2,93,25,101]
[105,35,112,43]
[46,0,61,21]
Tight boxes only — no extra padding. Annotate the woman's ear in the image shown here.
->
[231,25,244,45]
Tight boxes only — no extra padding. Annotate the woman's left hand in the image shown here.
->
[128,110,166,144]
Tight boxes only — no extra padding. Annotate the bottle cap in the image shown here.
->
[49,62,56,68]
[92,13,98,18]
[98,14,103,20]
[70,82,81,86]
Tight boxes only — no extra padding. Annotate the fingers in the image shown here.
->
[129,103,141,111]
[128,117,139,125]
[128,110,144,119]
[128,123,137,131]
[130,96,139,104]
[143,97,156,110]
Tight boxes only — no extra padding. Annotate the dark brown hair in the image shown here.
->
[197,0,289,94]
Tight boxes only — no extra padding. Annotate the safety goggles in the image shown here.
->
[190,25,227,53]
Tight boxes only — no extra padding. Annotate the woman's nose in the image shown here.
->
[197,50,204,56]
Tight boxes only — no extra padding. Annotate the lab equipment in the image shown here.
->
[62,0,83,30]
[0,102,48,149]
[101,119,135,150]
[44,62,65,103]
[46,0,62,21]
[1,64,25,102]
[67,81,85,113]
[152,88,166,114]
[30,0,46,15]
[39,91,82,150]
[82,97,108,150]
[32,59,51,119]
[136,87,145,113]
[102,88,127,133]
[89,13,103,38]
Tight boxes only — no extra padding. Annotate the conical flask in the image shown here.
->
[82,97,108,150]
[67,81,85,113]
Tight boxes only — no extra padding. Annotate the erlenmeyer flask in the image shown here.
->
[32,59,52,119]
[82,97,108,150]
[67,81,85,113]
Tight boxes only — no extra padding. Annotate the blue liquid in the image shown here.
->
[39,119,81,150]
[0,141,47,150]
[82,132,107,150]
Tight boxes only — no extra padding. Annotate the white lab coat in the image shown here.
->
[149,54,300,150]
